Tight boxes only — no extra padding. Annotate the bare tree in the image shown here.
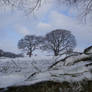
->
[41,29,76,56]
[0,0,92,17]
[58,0,92,21]
[0,0,92,22]
[0,0,42,14]
[18,35,42,57]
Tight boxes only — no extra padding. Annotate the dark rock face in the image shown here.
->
[0,81,92,92]
[84,46,92,54]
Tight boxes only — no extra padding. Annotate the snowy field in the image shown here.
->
[0,54,92,88]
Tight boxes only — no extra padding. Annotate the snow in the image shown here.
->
[0,74,25,88]
[64,54,92,65]
[0,54,92,88]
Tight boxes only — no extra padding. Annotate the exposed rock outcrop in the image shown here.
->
[84,46,92,54]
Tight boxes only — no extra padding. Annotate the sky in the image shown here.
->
[0,0,92,54]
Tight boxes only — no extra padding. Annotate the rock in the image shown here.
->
[84,46,92,54]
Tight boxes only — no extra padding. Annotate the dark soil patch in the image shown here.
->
[0,81,92,92]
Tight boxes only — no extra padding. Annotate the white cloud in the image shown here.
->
[15,25,30,36]
[37,22,53,33]
[31,22,53,36]
[37,22,52,29]
[48,11,76,29]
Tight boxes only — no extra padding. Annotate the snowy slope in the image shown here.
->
[0,54,92,88]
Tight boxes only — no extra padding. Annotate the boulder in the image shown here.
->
[84,46,92,54]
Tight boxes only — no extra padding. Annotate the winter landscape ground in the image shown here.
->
[0,48,92,92]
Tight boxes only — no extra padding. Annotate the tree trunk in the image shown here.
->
[29,52,32,57]
[27,52,32,57]
[54,51,59,56]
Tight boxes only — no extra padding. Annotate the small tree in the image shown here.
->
[41,29,76,56]
[18,35,42,57]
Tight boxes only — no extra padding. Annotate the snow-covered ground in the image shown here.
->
[0,54,92,88]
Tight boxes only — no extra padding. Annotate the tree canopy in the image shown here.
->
[18,35,42,57]
[40,29,76,56]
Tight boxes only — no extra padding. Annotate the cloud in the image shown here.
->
[36,22,53,35]
[37,22,52,29]
[48,11,76,29]
[15,25,30,36]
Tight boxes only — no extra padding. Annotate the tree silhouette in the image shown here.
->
[18,35,42,57]
[41,29,76,56]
